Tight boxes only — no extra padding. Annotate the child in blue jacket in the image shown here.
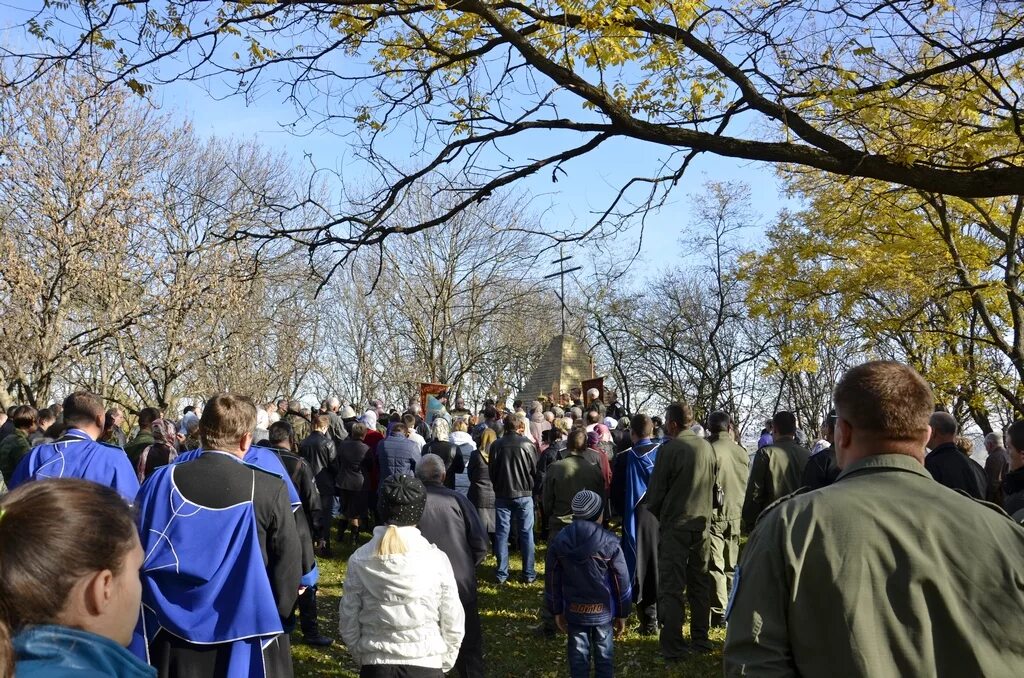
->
[545,489,632,678]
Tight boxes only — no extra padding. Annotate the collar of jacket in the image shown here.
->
[836,453,931,482]
[928,442,960,456]
[14,625,155,678]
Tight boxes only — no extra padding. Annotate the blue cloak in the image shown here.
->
[9,428,140,501]
[623,441,659,583]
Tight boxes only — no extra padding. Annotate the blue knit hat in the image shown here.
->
[571,490,603,521]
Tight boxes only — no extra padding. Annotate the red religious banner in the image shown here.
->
[420,383,449,422]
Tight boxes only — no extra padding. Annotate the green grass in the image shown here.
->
[291,533,724,677]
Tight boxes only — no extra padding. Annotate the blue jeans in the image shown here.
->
[567,624,614,678]
[494,496,535,583]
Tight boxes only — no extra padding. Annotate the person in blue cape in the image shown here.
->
[609,413,661,636]
[0,478,155,678]
[133,393,302,678]
[9,391,139,502]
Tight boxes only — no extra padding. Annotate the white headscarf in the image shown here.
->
[360,409,379,431]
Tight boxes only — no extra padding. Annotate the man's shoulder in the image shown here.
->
[93,439,126,453]
[752,486,815,527]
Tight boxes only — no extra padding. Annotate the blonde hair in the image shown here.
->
[480,427,497,463]
[375,524,408,557]
[200,394,257,452]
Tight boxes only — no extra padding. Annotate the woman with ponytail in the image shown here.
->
[0,478,153,678]
[339,474,465,677]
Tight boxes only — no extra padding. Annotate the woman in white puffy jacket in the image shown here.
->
[340,473,465,677]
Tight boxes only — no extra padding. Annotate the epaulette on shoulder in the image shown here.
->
[755,486,813,527]
[954,490,1015,520]
[242,460,285,480]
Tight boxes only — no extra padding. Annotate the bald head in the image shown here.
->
[927,411,958,450]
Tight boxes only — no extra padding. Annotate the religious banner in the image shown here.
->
[420,383,449,425]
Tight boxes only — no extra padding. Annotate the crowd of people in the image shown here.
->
[1,363,1024,678]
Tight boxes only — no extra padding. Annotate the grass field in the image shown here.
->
[290,534,724,677]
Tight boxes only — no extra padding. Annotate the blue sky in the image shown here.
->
[165,82,788,280]
[0,2,789,283]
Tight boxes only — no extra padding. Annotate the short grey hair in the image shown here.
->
[513,413,528,432]
[328,397,341,410]
[985,431,1002,447]
[416,453,446,484]
[586,388,600,400]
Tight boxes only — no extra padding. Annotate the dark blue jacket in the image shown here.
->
[15,625,155,678]
[545,519,632,626]
[376,434,420,482]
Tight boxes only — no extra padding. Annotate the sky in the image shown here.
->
[0,2,790,285]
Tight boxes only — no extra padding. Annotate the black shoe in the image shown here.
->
[303,634,334,647]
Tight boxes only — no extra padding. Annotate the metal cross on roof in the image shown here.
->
[543,247,582,335]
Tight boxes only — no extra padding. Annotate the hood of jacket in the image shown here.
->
[354,525,446,599]
[557,518,619,561]
[449,431,477,450]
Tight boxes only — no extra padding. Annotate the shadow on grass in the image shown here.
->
[291,534,724,677]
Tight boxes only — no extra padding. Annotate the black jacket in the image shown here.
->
[468,448,495,509]
[802,446,840,490]
[417,482,489,603]
[422,439,466,490]
[925,443,986,500]
[270,447,320,577]
[299,431,337,496]
[488,432,538,499]
[1003,466,1024,517]
[336,439,372,492]
[535,439,568,495]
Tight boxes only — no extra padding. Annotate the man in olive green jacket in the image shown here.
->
[542,431,606,538]
[645,402,716,658]
[725,361,1024,677]
[124,406,161,466]
[0,405,37,481]
[741,410,809,530]
[705,411,749,626]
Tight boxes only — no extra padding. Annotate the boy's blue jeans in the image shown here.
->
[567,623,614,678]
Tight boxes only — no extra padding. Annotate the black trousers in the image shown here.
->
[318,491,335,544]
[455,600,485,678]
[296,584,320,636]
